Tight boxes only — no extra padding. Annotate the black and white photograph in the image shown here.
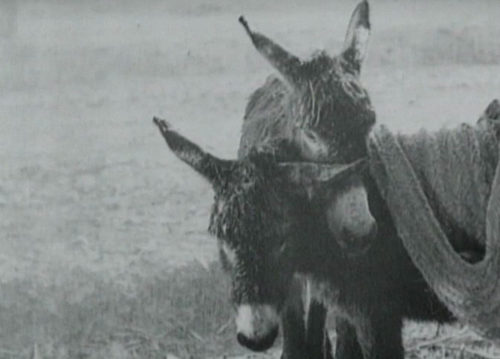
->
[2,0,500,358]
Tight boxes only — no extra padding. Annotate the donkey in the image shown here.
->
[233,2,376,357]
[155,2,377,357]
[154,116,458,359]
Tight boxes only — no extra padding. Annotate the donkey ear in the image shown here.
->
[279,159,367,198]
[153,117,234,187]
[341,0,371,75]
[239,16,302,86]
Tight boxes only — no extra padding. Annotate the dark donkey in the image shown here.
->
[235,1,375,357]
[154,2,377,358]
[155,111,459,359]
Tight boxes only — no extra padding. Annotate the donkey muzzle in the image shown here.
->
[235,304,279,351]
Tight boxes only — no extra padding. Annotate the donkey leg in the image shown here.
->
[336,308,404,359]
[358,312,404,359]
[280,294,307,359]
[280,276,334,359]
[370,320,404,359]
[305,300,333,359]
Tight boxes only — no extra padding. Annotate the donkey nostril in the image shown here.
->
[237,332,250,347]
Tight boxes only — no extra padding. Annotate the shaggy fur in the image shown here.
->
[239,66,375,163]
[209,153,303,305]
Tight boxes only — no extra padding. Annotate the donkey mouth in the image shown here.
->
[237,325,279,352]
[339,224,377,258]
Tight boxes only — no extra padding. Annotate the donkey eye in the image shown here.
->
[304,129,319,141]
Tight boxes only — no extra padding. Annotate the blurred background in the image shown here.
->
[1,0,500,357]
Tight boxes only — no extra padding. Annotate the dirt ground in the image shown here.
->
[1,0,500,357]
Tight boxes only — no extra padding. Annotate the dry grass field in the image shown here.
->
[1,0,500,357]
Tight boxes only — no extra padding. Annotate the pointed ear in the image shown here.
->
[153,117,234,187]
[279,158,367,199]
[239,16,302,86]
[341,0,371,75]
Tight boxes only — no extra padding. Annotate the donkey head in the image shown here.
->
[240,0,375,163]
[154,117,374,351]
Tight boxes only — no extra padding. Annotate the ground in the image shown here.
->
[1,0,500,358]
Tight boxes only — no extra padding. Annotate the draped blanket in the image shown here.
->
[367,120,500,344]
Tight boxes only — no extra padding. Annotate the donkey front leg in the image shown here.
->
[305,300,333,359]
[280,295,307,359]
[280,279,333,359]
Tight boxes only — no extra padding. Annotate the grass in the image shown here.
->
[2,258,498,359]
[0,248,496,359]
[0,261,241,359]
